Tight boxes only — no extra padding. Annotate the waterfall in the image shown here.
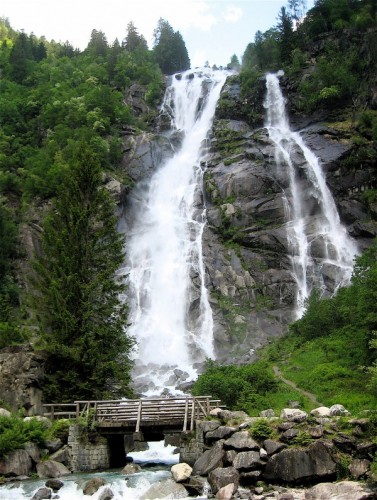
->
[264,73,358,317]
[124,69,228,396]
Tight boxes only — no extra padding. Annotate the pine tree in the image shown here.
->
[277,6,295,63]
[32,145,134,402]
[123,21,148,52]
[153,18,190,74]
[86,29,108,57]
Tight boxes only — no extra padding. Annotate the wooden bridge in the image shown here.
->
[43,396,221,432]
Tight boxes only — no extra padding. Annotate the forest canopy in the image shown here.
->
[0,16,191,400]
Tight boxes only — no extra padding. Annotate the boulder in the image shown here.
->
[31,487,52,500]
[329,404,350,416]
[208,466,239,494]
[50,445,71,466]
[224,450,237,465]
[309,426,324,439]
[260,409,275,418]
[348,459,371,479]
[259,448,268,460]
[24,442,41,463]
[99,487,114,500]
[206,426,236,440]
[121,463,141,474]
[171,463,192,482]
[36,460,71,478]
[263,440,337,483]
[306,480,376,499]
[0,449,33,477]
[201,420,221,433]
[263,439,287,456]
[83,477,106,495]
[233,451,264,471]
[45,479,64,492]
[0,408,11,417]
[209,407,223,417]
[278,421,296,431]
[193,440,225,476]
[356,442,377,459]
[280,408,308,423]
[140,478,188,499]
[332,434,357,453]
[224,431,259,451]
[310,407,331,418]
[281,428,299,442]
[216,483,236,500]
[44,439,63,453]
[181,475,208,496]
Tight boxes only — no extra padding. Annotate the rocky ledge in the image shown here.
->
[174,405,377,499]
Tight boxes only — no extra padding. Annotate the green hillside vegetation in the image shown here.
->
[0,16,189,401]
[194,241,377,414]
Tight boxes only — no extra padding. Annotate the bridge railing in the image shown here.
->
[43,396,222,431]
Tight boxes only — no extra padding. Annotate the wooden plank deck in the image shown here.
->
[43,396,221,431]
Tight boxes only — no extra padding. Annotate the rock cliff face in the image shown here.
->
[200,75,377,363]
[0,345,46,414]
[121,73,377,366]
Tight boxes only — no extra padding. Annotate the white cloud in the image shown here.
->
[223,5,243,23]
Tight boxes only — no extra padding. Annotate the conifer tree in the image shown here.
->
[123,21,148,52]
[32,145,134,402]
[153,18,190,74]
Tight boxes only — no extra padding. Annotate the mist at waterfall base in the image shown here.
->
[264,72,358,318]
[0,443,183,500]
[122,69,229,396]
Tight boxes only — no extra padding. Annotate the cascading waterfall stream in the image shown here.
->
[124,69,228,395]
[265,73,358,317]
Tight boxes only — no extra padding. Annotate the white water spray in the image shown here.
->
[124,69,228,395]
[264,73,358,317]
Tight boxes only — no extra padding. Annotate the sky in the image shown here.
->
[1,0,314,68]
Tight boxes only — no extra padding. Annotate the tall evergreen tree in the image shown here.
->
[9,31,33,83]
[123,21,148,52]
[153,18,190,74]
[86,29,108,57]
[277,6,295,63]
[32,145,134,401]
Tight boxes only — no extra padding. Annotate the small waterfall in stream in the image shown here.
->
[124,69,228,395]
[264,73,358,317]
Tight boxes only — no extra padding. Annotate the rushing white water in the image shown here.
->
[0,442,191,500]
[124,69,228,395]
[264,73,358,317]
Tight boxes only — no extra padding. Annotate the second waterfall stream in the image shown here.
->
[265,72,358,316]
[123,69,228,395]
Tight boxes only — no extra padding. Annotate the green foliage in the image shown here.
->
[357,110,377,141]
[0,414,49,457]
[0,19,164,368]
[192,359,278,412]
[153,18,190,74]
[298,49,358,111]
[48,419,70,442]
[31,145,135,401]
[337,453,352,479]
[250,419,273,440]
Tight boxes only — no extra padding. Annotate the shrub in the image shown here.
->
[49,419,70,442]
[192,360,278,411]
[250,419,273,440]
[0,415,49,457]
